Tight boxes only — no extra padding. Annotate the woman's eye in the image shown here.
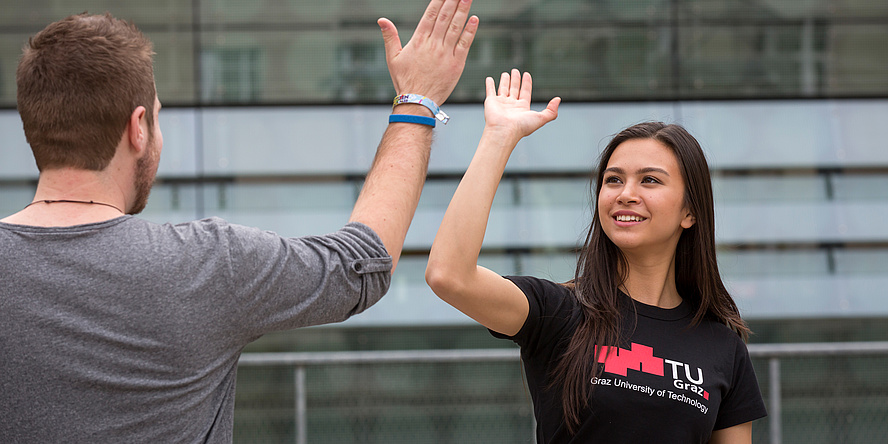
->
[604,176,622,184]
[642,176,661,184]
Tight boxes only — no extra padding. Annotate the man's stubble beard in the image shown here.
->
[129,136,158,215]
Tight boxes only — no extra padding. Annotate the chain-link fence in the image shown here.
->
[234,343,888,443]
[750,342,888,444]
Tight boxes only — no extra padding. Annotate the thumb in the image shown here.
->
[541,97,561,123]
[378,18,402,62]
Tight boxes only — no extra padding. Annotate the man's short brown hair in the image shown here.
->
[17,13,156,171]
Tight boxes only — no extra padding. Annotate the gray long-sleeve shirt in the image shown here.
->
[0,216,392,443]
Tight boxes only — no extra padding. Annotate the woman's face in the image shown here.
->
[597,138,695,255]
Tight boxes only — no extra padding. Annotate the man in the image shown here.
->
[0,1,478,442]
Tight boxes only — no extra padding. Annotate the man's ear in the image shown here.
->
[127,105,148,155]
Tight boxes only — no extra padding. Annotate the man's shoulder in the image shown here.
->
[151,216,245,237]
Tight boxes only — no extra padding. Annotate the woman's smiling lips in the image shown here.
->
[612,211,647,226]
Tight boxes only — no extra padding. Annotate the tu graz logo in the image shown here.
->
[593,343,710,401]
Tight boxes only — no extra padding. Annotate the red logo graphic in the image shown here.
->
[596,343,664,377]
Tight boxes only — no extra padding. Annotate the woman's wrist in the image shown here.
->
[481,124,523,147]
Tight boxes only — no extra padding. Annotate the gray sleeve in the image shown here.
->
[219,220,392,337]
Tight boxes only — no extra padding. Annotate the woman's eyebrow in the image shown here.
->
[637,167,670,176]
[604,166,670,176]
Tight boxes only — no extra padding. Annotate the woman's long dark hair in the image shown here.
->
[554,122,750,432]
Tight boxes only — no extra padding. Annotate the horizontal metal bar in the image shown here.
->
[747,341,888,357]
[238,348,521,366]
[6,165,886,188]
[238,342,888,367]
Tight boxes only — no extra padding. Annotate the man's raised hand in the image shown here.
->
[378,0,478,106]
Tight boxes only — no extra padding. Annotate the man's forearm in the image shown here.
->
[349,121,433,271]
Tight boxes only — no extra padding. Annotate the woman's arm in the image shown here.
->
[709,422,752,444]
[425,69,559,336]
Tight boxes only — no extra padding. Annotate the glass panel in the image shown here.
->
[515,179,592,248]
[682,0,888,20]
[503,25,674,101]
[831,175,888,201]
[200,0,314,25]
[834,249,888,275]
[680,101,837,169]
[0,111,36,178]
[528,0,670,21]
[152,32,197,106]
[518,178,592,207]
[207,182,356,211]
[155,109,198,176]
[200,182,357,237]
[0,184,35,216]
[198,28,390,104]
[830,0,888,17]
[718,249,830,276]
[679,24,819,98]
[712,175,828,202]
[198,0,428,26]
[830,101,888,165]
[199,107,386,175]
[825,25,888,96]
[0,1,193,27]
[0,33,30,107]
[716,202,841,244]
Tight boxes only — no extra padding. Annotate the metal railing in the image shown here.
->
[237,342,888,444]
[747,341,888,444]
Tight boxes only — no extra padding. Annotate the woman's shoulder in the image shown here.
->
[501,276,583,354]
[503,275,580,317]
[505,275,574,299]
[692,314,751,350]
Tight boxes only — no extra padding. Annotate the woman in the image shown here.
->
[426,69,767,443]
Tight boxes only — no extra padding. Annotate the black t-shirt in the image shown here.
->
[493,276,767,443]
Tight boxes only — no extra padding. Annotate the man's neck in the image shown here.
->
[1,168,127,227]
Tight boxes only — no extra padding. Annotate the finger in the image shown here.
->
[509,69,521,98]
[443,0,473,49]
[378,18,402,62]
[415,0,446,39]
[542,97,561,123]
[430,0,460,41]
[519,72,533,101]
[454,15,479,58]
[498,72,510,96]
[485,77,496,98]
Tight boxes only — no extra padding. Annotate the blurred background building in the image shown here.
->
[1,1,887,442]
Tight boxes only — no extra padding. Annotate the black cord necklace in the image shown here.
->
[25,199,124,214]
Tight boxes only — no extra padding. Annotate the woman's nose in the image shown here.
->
[617,184,640,205]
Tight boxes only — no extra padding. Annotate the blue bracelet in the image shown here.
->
[389,114,436,127]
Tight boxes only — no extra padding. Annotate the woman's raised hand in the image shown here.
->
[483,69,560,143]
